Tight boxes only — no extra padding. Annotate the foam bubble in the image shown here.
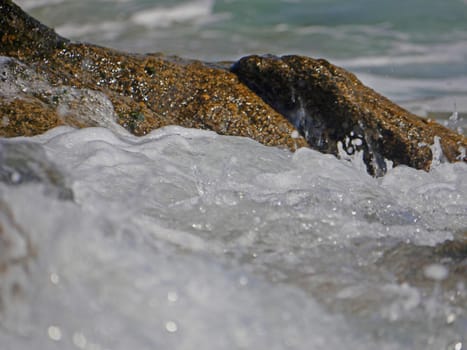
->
[424,264,449,281]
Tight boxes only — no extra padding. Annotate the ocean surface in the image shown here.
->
[1,1,467,349]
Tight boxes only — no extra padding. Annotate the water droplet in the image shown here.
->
[449,111,459,122]
[72,332,87,349]
[239,276,248,286]
[446,313,456,324]
[47,326,62,341]
[167,291,178,303]
[11,171,21,183]
[448,342,464,350]
[352,138,363,146]
[165,321,178,333]
[50,273,60,285]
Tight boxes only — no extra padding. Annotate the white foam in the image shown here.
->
[355,73,467,101]
[14,0,65,11]
[0,183,361,350]
[335,40,467,68]
[401,95,467,117]
[56,21,124,41]
[131,0,215,28]
[0,126,466,349]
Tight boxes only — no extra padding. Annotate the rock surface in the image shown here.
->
[232,55,467,175]
[0,0,306,151]
[1,0,466,174]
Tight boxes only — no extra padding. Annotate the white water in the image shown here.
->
[0,124,466,350]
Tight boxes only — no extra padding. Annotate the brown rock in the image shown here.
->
[0,0,306,151]
[0,96,63,137]
[1,0,466,174]
[231,55,467,175]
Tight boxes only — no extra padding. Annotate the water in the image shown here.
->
[0,125,466,349]
[1,1,467,349]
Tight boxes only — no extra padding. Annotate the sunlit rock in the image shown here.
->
[0,0,305,151]
[0,0,466,175]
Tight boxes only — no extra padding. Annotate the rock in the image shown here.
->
[231,55,467,175]
[0,56,126,134]
[0,0,306,151]
[1,0,466,174]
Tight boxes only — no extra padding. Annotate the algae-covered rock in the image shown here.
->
[1,0,466,174]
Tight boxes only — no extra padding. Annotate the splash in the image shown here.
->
[1,126,465,349]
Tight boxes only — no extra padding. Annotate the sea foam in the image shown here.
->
[0,125,465,349]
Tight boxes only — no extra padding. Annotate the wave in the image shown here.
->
[13,0,66,10]
[333,40,467,69]
[56,21,125,41]
[357,72,467,95]
[53,0,228,44]
[130,0,217,28]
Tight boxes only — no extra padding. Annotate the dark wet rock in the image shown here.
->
[0,0,68,59]
[1,0,466,174]
[232,55,467,175]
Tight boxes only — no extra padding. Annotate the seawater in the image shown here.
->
[1,1,467,349]
[0,125,466,350]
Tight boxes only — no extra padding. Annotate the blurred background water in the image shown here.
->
[15,0,467,121]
